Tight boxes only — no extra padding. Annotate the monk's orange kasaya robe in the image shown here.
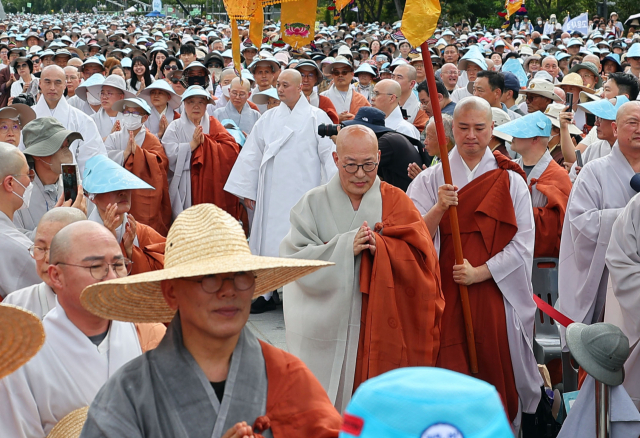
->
[353,182,445,391]
[125,129,172,237]
[123,221,165,276]
[413,108,429,133]
[253,341,342,438]
[530,160,572,258]
[349,91,371,115]
[436,152,525,422]
[318,95,340,124]
[190,116,242,220]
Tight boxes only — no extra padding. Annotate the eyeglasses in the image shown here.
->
[163,64,178,71]
[170,77,182,84]
[343,162,378,174]
[371,91,394,98]
[184,272,256,294]
[16,63,28,69]
[333,69,352,76]
[229,91,247,98]
[28,245,49,260]
[55,259,133,280]
[123,109,144,116]
[0,123,20,131]
[12,169,35,182]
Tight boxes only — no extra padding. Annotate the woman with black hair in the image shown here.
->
[160,56,183,83]
[127,56,154,94]
[150,48,169,80]
[10,57,38,99]
[44,30,55,42]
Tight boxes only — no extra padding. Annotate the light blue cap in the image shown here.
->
[627,43,640,58]
[121,57,132,68]
[181,85,215,104]
[555,52,570,61]
[251,86,279,105]
[112,97,152,115]
[339,368,513,438]
[83,155,154,195]
[578,95,629,120]
[459,45,488,71]
[495,111,552,139]
[74,73,106,101]
[139,79,182,110]
[220,119,246,147]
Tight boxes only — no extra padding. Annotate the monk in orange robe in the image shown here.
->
[320,57,371,123]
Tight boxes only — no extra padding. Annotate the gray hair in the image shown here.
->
[428,114,455,147]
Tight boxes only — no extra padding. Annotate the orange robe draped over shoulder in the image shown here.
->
[253,341,342,438]
[190,116,242,219]
[353,182,445,391]
[349,91,371,115]
[436,152,524,422]
[413,109,429,133]
[125,129,172,237]
[530,160,572,258]
[318,95,340,124]
[123,222,165,276]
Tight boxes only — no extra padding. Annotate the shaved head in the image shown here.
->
[50,220,115,265]
[336,125,378,156]
[220,68,237,82]
[0,142,26,179]
[582,55,601,71]
[230,76,250,92]
[394,64,417,82]
[279,69,302,87]
[64,66,79,75]
[616,101,640,124]
[277,69,302,108]
[67,58,83,67]
[377,78,401,98]
[38,207,87,228]
[333,125,380,202]
[453,96,492,124]
[41,64,65,81]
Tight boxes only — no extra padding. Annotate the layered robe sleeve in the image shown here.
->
[191,116,241,219]
[135,323,167,353]
[160,117,192,219]
[349,91,371,115]
[318,95,339,124]
[354,182,444,391]
[124,222,165,275]
[412,109,428,133]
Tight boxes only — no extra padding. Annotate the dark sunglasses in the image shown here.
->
[170,77,182,84]
[32,58,40,64]
[164,64,179,71]
[16,63,28,69]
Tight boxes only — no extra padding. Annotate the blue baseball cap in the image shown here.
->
[494,111,552,139]
[578,95,629,120]
[83,155,154,195]
[627,43,640,58]
[339,368,513,438]
[501,72,520,94]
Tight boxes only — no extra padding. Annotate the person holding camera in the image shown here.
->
[10,57,38,101]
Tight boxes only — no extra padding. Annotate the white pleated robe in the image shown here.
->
[2,281,56,320]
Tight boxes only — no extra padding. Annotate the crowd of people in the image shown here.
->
[0,9,640,438]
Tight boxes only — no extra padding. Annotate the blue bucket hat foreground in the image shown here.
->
[578,95,629,121]
[494,111,552,140]
[83,155,154,195]
[339,367,514,438]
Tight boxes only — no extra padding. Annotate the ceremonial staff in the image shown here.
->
[402,3,479,373]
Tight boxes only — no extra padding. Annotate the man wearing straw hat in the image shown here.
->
[0,221,157,437]
[407,97,543,428]
[79,204,342,438]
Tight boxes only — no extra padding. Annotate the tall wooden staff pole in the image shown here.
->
[420,42,478,374]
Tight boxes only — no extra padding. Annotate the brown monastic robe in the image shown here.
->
[318,95,340,124]
[436,152,524,422]
[413,109,429,133]
[123,222,165,276]
[349,91,371,115]
[354,182,445,391]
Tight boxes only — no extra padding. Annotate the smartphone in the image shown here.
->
[62,164,78,203]
[575,150,583,168]
[565,93,573,112]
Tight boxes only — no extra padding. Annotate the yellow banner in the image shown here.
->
[280,0,316,48]
[231,19,243,79]
[335,0,350,11]
[401,0,441,48]
[249,5,264,49]
[223,0,257,20]
[505,0,523,20]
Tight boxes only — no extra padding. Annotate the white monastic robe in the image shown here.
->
[406,147,543,415]
[401,91,422,125]
[605,193,640,409]
[224,94,337,258]
[450,86,473,103]
[0,212,40,298]
[144,104,176,138]
[209,94,230,112]
[321,84,356,114]
[33,95,106,175]
[568,138,612,182]
[104,128,146,166]
[67,95,97,116]
[0,303,142,437]
[2,282,56,320]
[514,150,553,208]
[280,175,382,411]
[385,105,420,140]
[556,144,636,349]
[212,101,261,135]
[13,173,61,236]
[90,108,124,139]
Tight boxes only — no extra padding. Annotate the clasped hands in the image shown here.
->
[353,220,376,256]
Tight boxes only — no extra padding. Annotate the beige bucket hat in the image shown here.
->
[543,103,583,135]
[0,304,45,379]
[81,204,333,323]
[520,79,563,102]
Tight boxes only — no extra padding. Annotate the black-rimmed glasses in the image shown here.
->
[343,162,378,174]
[56,259,133,280]
[184,272,256,294]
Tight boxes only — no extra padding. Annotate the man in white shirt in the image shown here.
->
[393,64,428,132]
[371,79,420,140]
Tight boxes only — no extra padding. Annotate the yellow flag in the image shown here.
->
[401,0,441,48]
[335,0,350,11]
[231,19,243,79]
[505,0,523,19]
[249,5,264,49]
[280,0,316,48]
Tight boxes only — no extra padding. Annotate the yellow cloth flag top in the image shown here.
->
[231,20,243,78]
[335,0,351,12]
[280,0,316,48]
[249,5,264,49]
[401,0,441,48]
[505,0,523,19]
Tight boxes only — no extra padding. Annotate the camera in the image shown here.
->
[318,123,344,137]
[12,93,35,106]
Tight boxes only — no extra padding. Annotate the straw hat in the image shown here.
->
[81,204,333,323]
[0,304,45,380]
[544,103,583,135]
[520,79,563,102]
[558,73,596,94]
[47,406,89,438]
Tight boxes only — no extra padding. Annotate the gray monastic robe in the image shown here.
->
[280,175,382,412]
[80,313,272,438]
[0,211,40,298]
[212,101,261,135]
[13,173,61,236]
[2,282,56,320]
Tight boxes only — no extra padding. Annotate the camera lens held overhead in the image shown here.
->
[317,123,344,138]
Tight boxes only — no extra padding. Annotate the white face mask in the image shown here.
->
[221,84,230,98]
[87,91,101,105]
[122,113,143,131]
[563,38,570,45]
[538,20,542,25]
[12,177,32,210]
[209,67,222,83]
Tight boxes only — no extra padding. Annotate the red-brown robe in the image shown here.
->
[436,152,525,422]
[254,341,342,438]
[318,95,340,124]
[125,129,172,237]
[349,91,371,115]
[353,182,445,391]
[123,221,165,276]
[248,100,260,112]
[413,109,429,133]
[190,116,242,219]
[530,160,572,258]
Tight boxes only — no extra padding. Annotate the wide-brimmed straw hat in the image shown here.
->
[81,204,333,323]
[47,406,89,438]
[0,304,45,380]
[520,79,563,102]
[558,73,596,94]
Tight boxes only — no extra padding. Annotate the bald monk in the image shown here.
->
[281,125,444,411]
[212,77,261,135]
[394,64,429,132]
[372,79,421,140]
[105,97,172,236]
[407,97,543,427]
[4,207,86,318]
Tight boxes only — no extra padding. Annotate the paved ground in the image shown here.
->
[247,293,287,351]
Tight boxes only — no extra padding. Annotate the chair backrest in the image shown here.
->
[532,257,560,337]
